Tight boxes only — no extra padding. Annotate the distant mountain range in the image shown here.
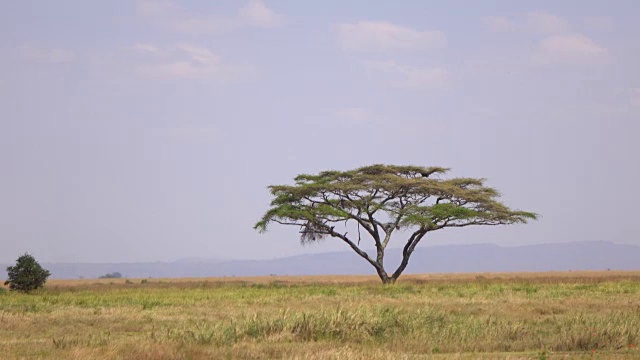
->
[2,241,639,279]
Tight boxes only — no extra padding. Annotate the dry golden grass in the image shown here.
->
[45,270,640,288]
[1,271,640,359]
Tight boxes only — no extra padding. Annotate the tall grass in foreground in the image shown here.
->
[0,272,639,359]
[151,306,640,353]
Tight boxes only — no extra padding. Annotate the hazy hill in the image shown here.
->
[2,241,638,279]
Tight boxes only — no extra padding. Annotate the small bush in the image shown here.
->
[4,253,51,292]
[99,272,122,279]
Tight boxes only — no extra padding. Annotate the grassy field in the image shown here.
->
[1,271,640,359]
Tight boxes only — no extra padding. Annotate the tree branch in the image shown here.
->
[381,198,406,249]
[315,192,379,241]
[272,219,306,227]
[391,229,427,280]
[327,227,381,270]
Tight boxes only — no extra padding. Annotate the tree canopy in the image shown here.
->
[255,164,537,284]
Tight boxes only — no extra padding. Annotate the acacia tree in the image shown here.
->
[255,164,537,284]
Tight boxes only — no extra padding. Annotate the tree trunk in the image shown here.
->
[389,231,426,283]
[390,253,412,283]
[382,276,397,284]
[392,259,408,279]
[380,275,396,284]
[375,266,395,284]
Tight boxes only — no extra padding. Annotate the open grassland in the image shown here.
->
[1,271,640,359]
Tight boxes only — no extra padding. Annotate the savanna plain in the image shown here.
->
[1,271,639,359]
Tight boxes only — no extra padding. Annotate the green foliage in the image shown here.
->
[255,164,538,283]
[4,253,51,292]
[256,164,537,234]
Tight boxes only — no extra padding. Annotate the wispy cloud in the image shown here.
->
[334,21,446,52]
[481,16,515,32]
[483,11,569,35]
[364,60,449,88]
[132,43,254,80]
[136,0,282,35]
[238,0,282,28]
[526,11,569,34]
[132,43,159,53]
[480,11,612,66]
[534,34,611,65]
[16,45,77,63]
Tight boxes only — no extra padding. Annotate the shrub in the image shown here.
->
[99,272,122,279]
[4,253,51,292]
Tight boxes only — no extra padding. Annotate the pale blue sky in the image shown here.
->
[1,1,639,263]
